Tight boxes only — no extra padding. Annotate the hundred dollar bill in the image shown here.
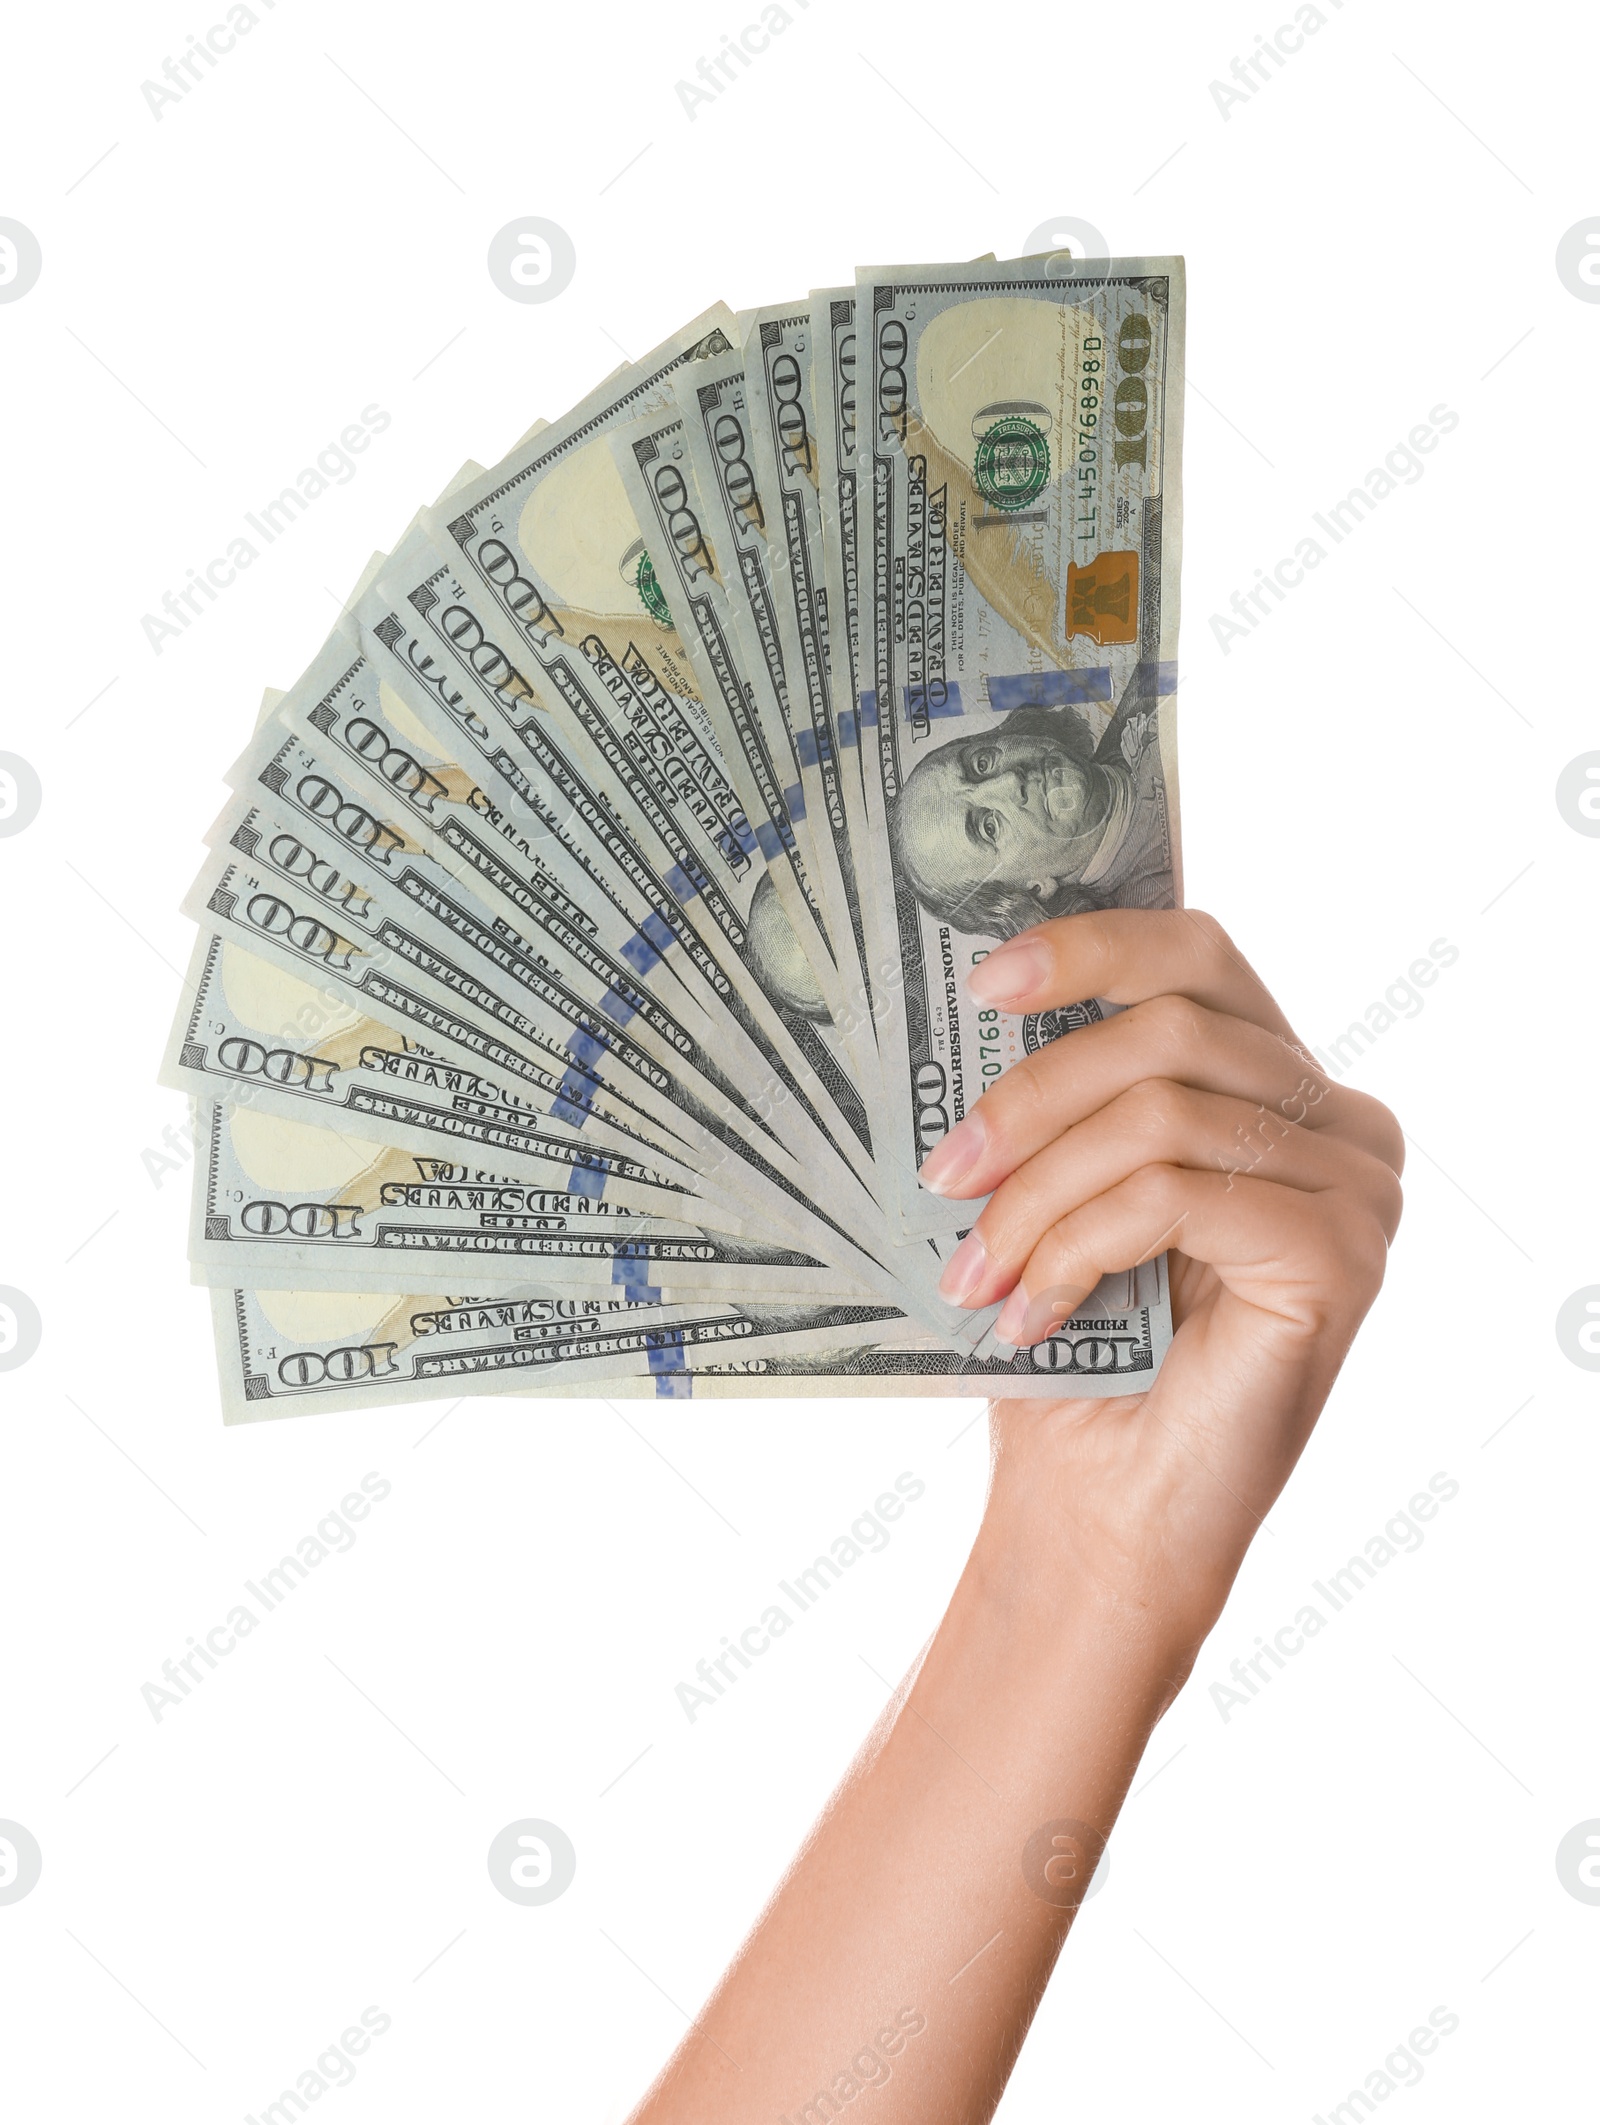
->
[739,300,878,1037]
[668,346,856,1008]
[214,1258,1169,1421]
[650,1263,1171,1396]
[806,269,997,913]
[858,256,1186,1237]
[189,1098,864,1297]
[810,287,872,883]
[679,338,833,893]
[214,1284,909,1423]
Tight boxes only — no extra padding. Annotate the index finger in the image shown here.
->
[966,908,1303,1045]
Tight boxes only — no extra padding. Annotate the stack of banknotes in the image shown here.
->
[160,253,1187,1420]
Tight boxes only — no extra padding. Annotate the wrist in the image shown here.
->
[963,1503,1221,1698]
[969,1454,1242,1674]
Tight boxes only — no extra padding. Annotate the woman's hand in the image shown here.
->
[923,909,1405,1644]
[626,911,1403,2125]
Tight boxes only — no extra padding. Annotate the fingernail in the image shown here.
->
[994,1284,1029,1345]
[968,938,1051,1008]
[937,1230,989,1306]
[920,1110,986,1197]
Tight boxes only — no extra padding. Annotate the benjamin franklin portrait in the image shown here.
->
[887,686,1175,943]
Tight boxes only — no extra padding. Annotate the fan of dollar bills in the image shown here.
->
[160,255,1186,1421]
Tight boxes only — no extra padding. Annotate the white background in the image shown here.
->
[1,0,1596,2117]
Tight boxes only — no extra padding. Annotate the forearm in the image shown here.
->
[626,1473,1203,2124]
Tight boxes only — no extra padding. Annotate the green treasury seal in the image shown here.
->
[634,548,672,627]
[973,415,1050,512]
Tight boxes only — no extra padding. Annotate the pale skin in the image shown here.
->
[625,909,1403,2124]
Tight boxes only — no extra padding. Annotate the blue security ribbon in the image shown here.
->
[988,669,1112,711]
[646,1330,686,1374]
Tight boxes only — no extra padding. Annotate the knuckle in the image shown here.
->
[1121,1159,1184,1225]
[979,1167,1052,1262]
[1118,1075,1189,1143]
[1275,1043,1334,1114]
[1334,1086,1404,1172]
[1369,1161,1405,1241]
[1335,1207,1391,1300]
[1140,989,1209,1060]
[1368,1098,1406,1175]
[1330,1146,1405,1247]
[996,1052,1058,1137]
[1028,1214,1089,1296]
[1183,907,1234,962]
